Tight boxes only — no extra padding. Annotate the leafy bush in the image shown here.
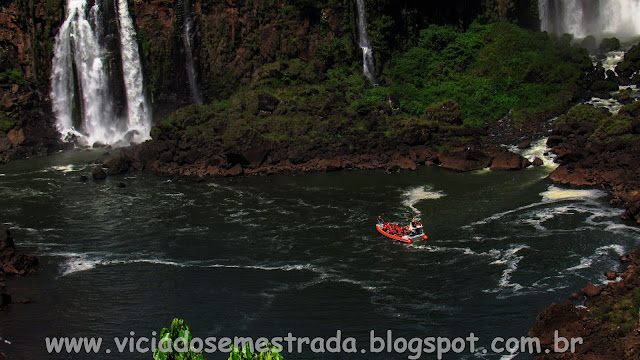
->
[153,318,205,360]
[152,319,285,360]
[383,21,590,125]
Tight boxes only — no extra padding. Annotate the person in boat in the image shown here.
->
[378,216,384,224]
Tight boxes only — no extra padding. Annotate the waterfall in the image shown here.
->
[181,0,203,104]
[539,0,640,40]
[355,0,378,85]
[116,0,151,143]
[51,0,151,147]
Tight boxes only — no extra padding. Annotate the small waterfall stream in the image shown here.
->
[51,0,151,147]
[355,0,378,85]
[539,0,640,40]
[180,0,203,104]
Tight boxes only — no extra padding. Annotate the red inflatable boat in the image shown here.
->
[376,220,428,244]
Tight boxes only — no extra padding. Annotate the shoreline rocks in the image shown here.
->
[0,224,39,309]
[530,100,640,359]
[528,248,640,359]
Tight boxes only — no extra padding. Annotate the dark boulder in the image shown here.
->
[598,37,620,53]
[490,148,530,170]
[581,283,601,297]
[604,270,616,280]
[439,149,491,172]
[92,166,107,181]
[532,157,544,166]
[103,157,131,175]
[517,140,531,149]
[0,224,39,276]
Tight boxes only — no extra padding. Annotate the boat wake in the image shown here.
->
[401,185,445,215]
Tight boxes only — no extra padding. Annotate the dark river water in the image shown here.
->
[0,143,638,359]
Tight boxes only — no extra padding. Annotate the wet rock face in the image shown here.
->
[0,224,39,277]
[0,0,64,163]
[529,248,640,359]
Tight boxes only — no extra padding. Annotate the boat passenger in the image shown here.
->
[378,216,384,224]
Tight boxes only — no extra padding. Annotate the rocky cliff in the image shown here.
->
[0,223,39,309]
[0,0,538,162]
[0,0,64,163]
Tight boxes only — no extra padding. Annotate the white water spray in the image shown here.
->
[355,0,378,85]
[539,0,640,40]
[116,0,151,143]
[51,0,116,145]
[51,0,151,147]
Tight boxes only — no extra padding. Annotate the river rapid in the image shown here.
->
[0,145,638,359]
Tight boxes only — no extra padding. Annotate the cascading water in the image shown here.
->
[355,0,378,85]
[116,0,151,143]
[180,0,203,104]
[539,0,640,40]
[51,0,151,147]
[51,0,116,145]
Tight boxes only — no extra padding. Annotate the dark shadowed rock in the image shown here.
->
[517,140,531,149]
[386,157,416,172]
[317,159,343,172]
[226,163,243,177]
[490,148,530,170]
[117,182,126,188]
[79,175,88,182]
[439,150,491,172]
[92,166,107,181]
[581,283,601,297]
[103,157,131,175]
[0,224,38,277]
[532,157,544,166]
[605,270,616,280]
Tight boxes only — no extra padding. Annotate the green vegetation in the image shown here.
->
[593,288,640,336]
[153,318,204,360]
[0,69,26,85]
[552,102,640,143]
[156,21,592,148]
[0,117,16,135]
[383,22,590,125]
[153,318,284,360]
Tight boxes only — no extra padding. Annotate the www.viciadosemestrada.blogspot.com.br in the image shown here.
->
[45,330,583,359]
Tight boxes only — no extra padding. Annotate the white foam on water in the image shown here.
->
[540,185,606,202]
[49,165,76,173]
[401,186,445,215]
[586,96,623,114]
[56,252,108,276]
[566,257,594,271]
[508,138,557,168]
[57,252,323,276]
[566,244,625,272]
[602,51,626,73]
